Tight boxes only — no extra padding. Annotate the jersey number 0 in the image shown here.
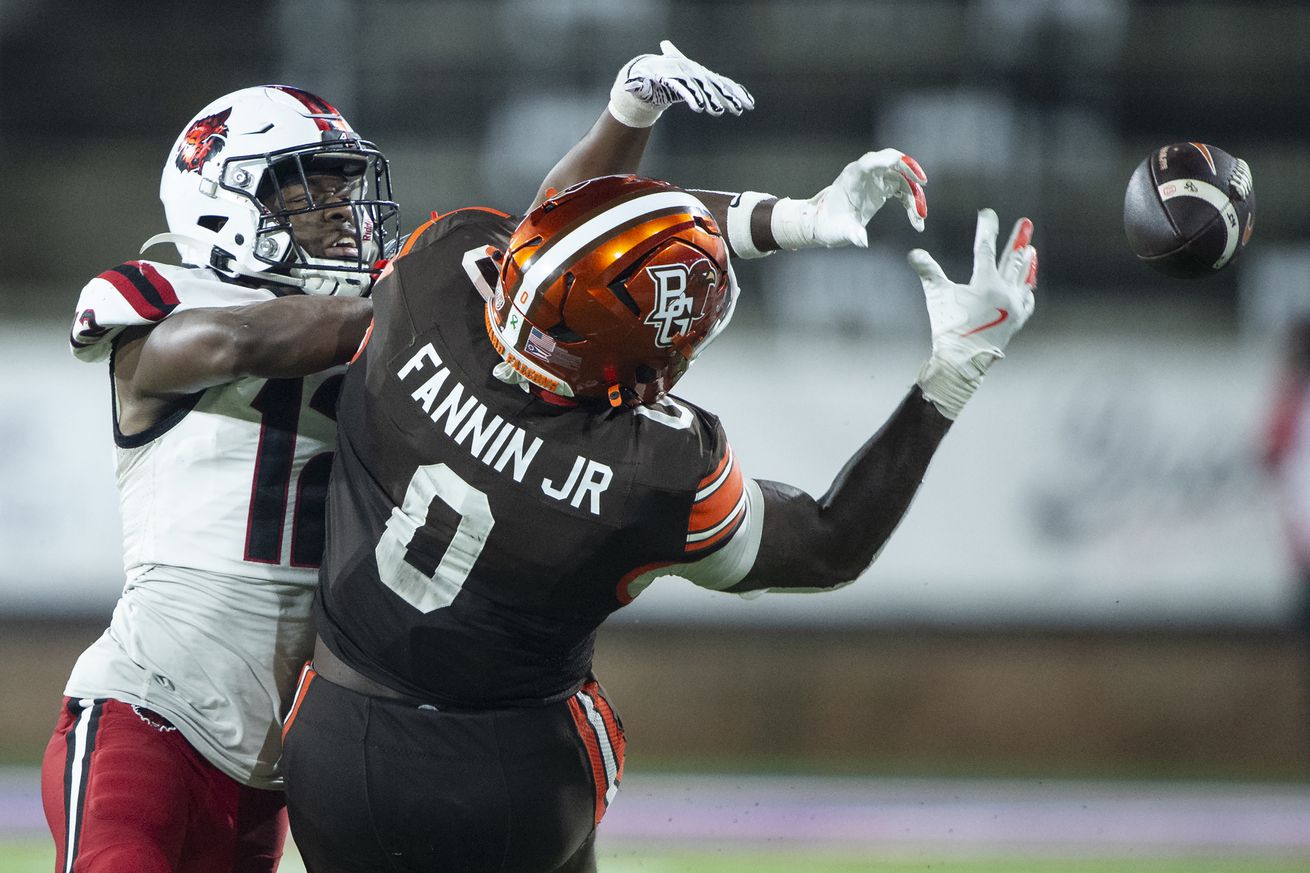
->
[374,463,495,613]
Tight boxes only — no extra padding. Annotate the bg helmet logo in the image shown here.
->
[174,108,232,172]
[643,259,717,347]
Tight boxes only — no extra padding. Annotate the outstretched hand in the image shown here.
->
[814,149,928,243]
[608,40,755,128]
[770,149,928,252]
[910,209,1038,419]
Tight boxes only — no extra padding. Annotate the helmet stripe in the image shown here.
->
[268,85,349,132]
[510,190,709,322]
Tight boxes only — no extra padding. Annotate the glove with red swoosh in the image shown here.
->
[910,208,1037,419]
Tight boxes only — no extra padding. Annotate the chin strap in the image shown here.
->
[492,361,532,393]
[291,244,378,297]
[294,271,370,296]
[142,233,371,297]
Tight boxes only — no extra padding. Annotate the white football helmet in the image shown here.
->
[146,85,399,296]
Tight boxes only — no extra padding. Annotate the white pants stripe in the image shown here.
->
[63,698,101,873]
[575,689,620,806]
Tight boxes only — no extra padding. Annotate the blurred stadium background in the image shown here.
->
[3,0,1310,869]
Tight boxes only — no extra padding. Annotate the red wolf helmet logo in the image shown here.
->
[77,308,108,339]
[174,108,231,173]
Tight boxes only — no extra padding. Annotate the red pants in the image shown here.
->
[41,697,287,873]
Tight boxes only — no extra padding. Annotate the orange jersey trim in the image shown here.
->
[686,445,746,553]
[697,445,733,493]
[616,560,674,605]
[350,318,374,364]
[397,216,440,259]
[685,506,746,554]
[431,205,511,221]
[397,206,514,261]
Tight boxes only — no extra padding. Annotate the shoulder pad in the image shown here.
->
[70,261,273,362]
[394,207,514,262]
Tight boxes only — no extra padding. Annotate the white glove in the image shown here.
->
[771,149,929,253]
[608,40,755,128]
[910,208,1038,419]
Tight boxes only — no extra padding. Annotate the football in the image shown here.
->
[1122,142,1255,278]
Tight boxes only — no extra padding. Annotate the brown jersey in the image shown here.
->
[315,208,756,707]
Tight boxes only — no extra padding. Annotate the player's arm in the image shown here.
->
[726,209,1038,593]
[540,133,929,259]
[532,42,925,260]
[531,112,653,208]
[690,148,929,262]
[117,295,372,398]
[531,41,753,210]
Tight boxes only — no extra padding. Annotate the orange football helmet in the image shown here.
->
[486,175,737,406]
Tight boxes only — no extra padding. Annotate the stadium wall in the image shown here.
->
[2,322,1294,627]
[4,619,1305,778]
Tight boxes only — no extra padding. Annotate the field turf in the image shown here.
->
[4,841,1309,873]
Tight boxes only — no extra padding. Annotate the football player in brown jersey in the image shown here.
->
[279,88,1036,873]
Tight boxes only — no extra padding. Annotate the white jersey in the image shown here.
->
[65,260,343,789]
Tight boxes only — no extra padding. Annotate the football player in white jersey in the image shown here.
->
[42,41,932,873]
[43,84,397,873]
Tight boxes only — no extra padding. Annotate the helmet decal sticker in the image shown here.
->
[643,259,714,347]
[174,107,231,173]
[524,326,557,361]
[524,326,582,368]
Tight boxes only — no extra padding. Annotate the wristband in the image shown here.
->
[726,191,775,259]
[770,195,818,251]
[607,86,663,128]
[915,349,1000,420]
